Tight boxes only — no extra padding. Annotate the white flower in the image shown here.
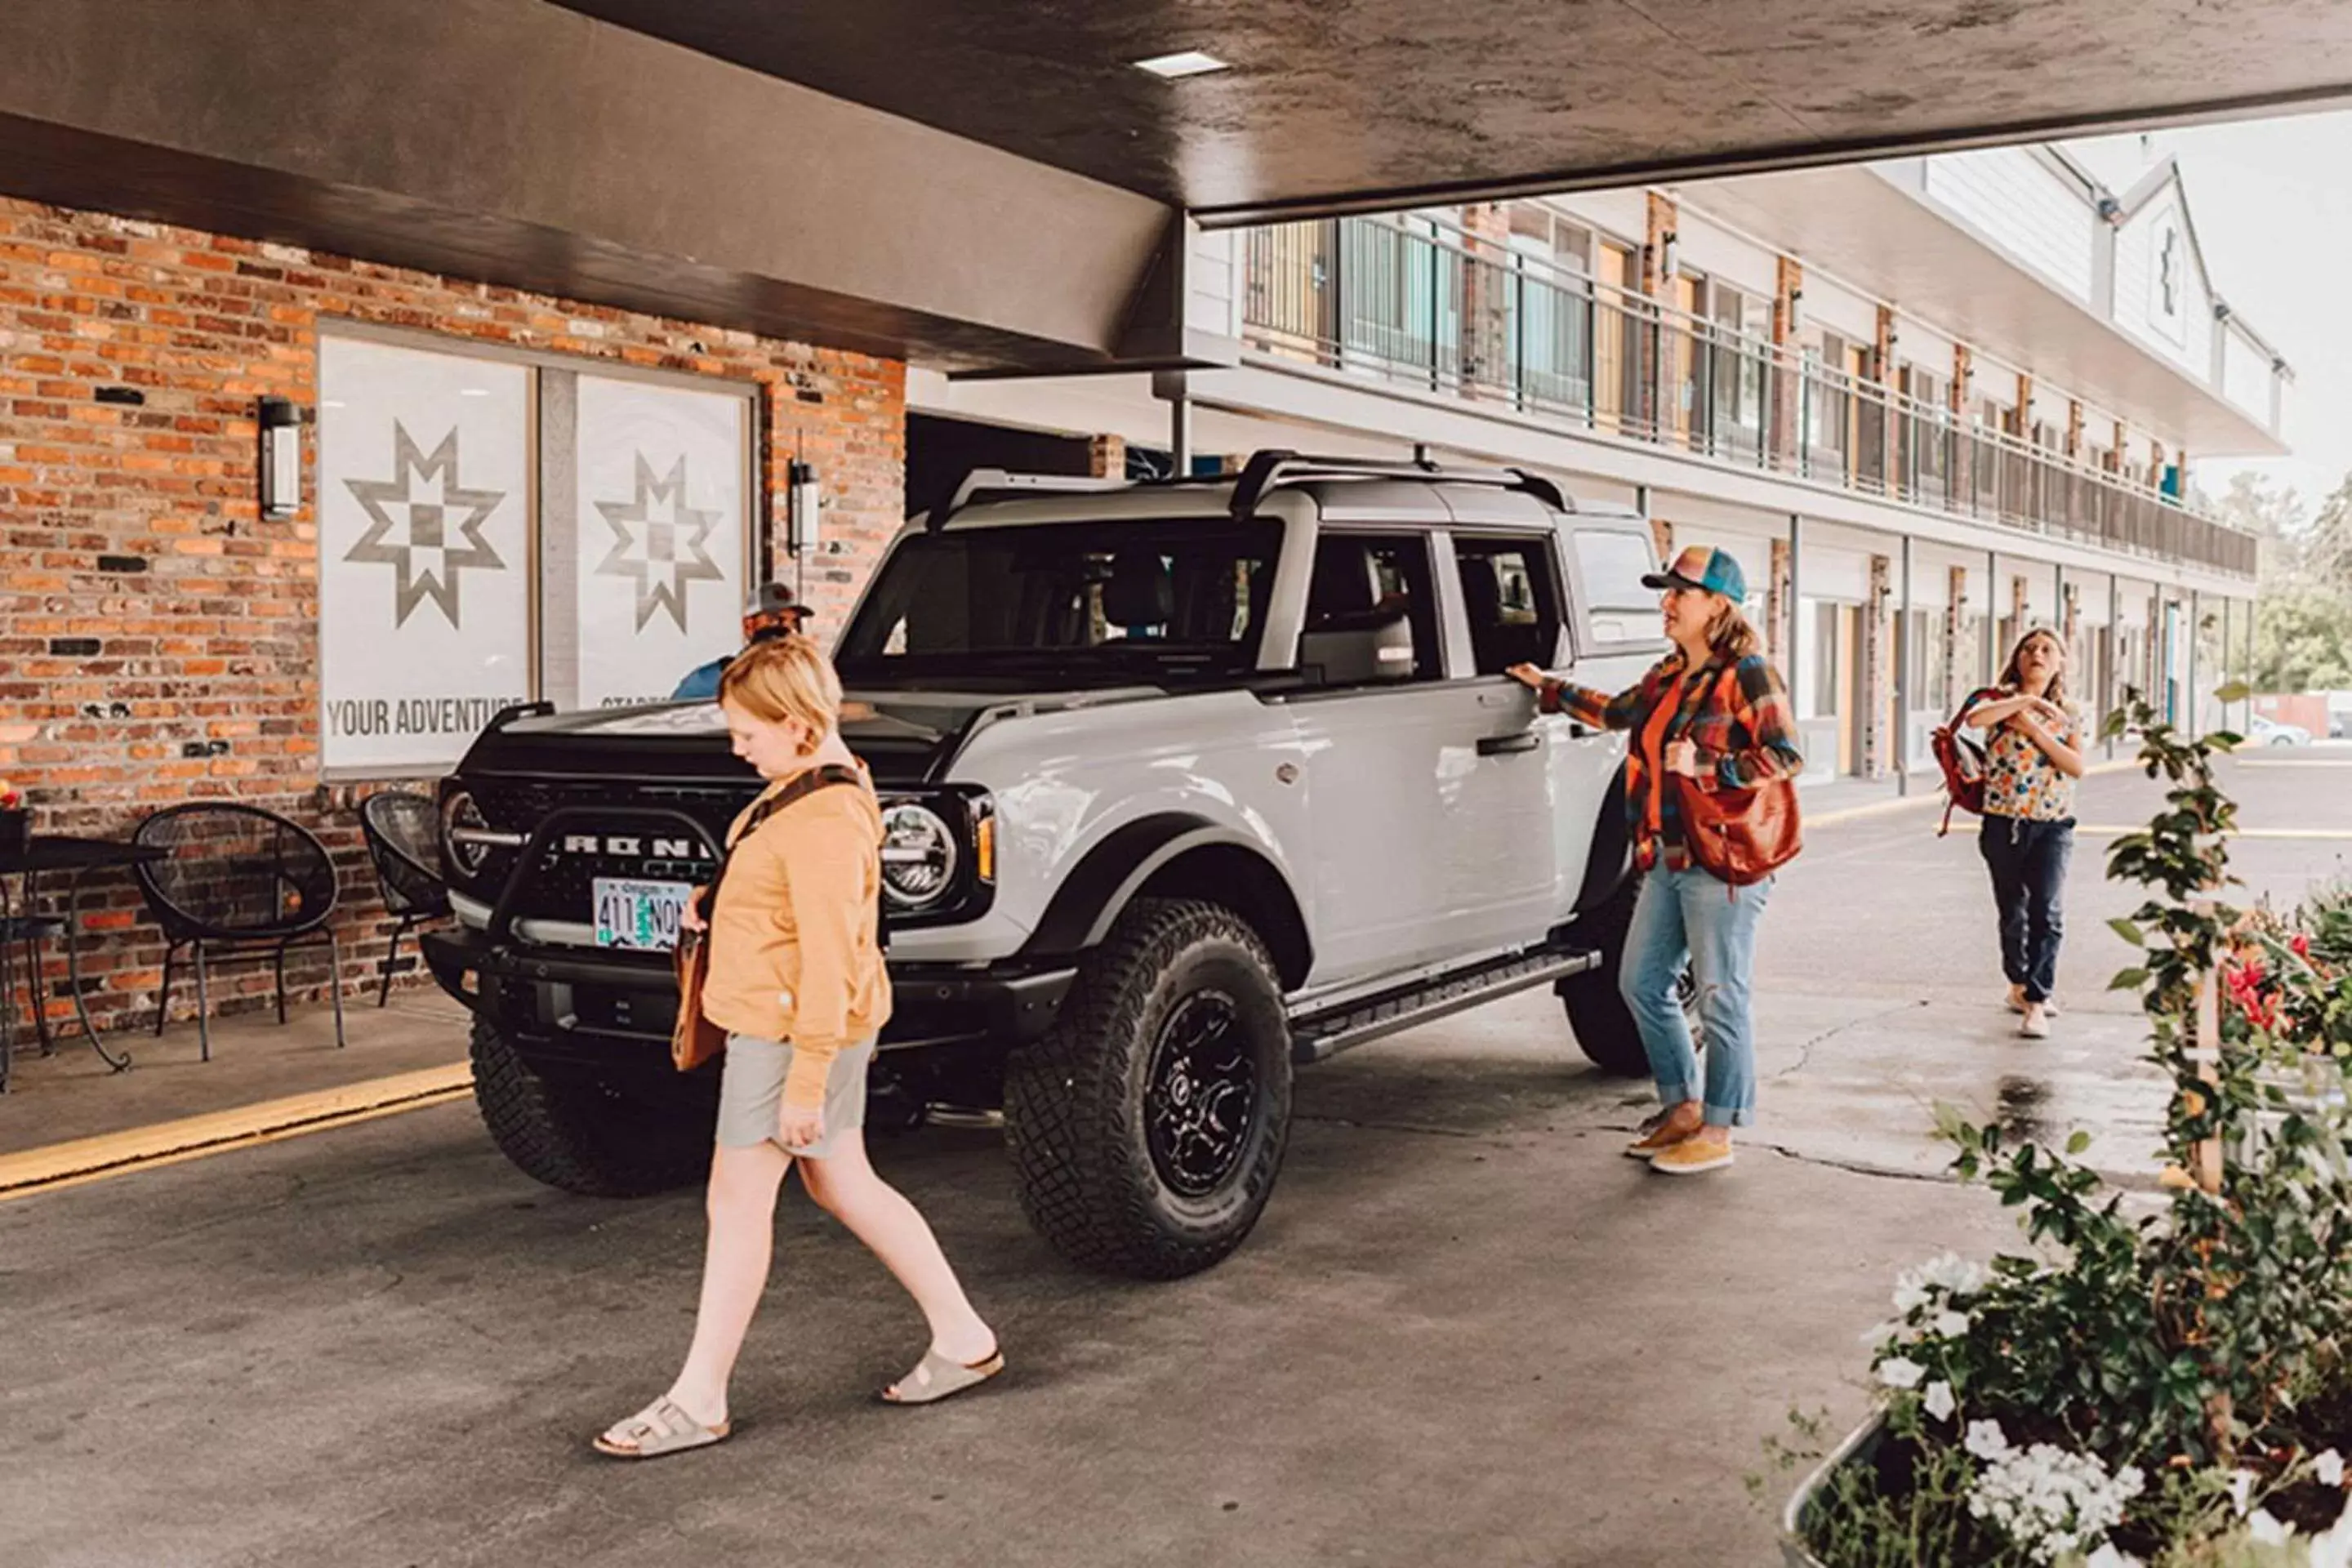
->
[1878,1356,1927,1390]
[1857,1320,1902,1347]
[2230,1468,2257,1517]
[2249,1509,2290,1547]
[2084,1544,2144,1568]
[1965,1419,2011,1460]
[1934,1309,1971,1339]
[1893,1279,1934,1314]
[1920,1250,1989,1296]
[1967,1441,2145,1561]
[1923,1381,1956,1422]
[2319,1448,2345,1488]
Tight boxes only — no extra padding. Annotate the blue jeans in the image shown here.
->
[1621,865,1772,1128]
[1979,815,2073,1004]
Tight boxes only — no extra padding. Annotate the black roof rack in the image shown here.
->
[1224,448,1567,520]
[922,447,1570,533]
[922,470,1131,532]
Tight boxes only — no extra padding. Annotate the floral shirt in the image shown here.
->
[1980,692,2082,822]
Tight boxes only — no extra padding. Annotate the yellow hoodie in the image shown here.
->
[700,768,892,1109]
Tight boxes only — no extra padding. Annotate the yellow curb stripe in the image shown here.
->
[1804,757,2137,828]
[0,1062,473,1200]
[2074,826,2352,841]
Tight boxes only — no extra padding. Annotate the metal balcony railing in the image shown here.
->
[1239,217,2259,581]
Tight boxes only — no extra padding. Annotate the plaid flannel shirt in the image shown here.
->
[1540,651,1805,873]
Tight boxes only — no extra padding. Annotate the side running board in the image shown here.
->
[1286,944,1601,1065]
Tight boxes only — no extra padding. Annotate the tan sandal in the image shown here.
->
[591,1396,732,1459]
[881,1345,1004,1405]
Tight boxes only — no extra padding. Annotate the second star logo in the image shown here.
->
[595,453,726,634]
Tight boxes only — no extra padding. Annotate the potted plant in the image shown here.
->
[1775,692,2352,1566]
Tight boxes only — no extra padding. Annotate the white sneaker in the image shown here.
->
[2020,1004,2051,1040]
[2006,991,2060,1018]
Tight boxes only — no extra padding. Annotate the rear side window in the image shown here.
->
[1571,528,1663,646]
[1454,535,1564,674]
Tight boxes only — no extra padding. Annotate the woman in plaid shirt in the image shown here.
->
[1508,546,1802,1175]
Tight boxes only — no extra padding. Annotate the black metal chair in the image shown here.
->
[131,804,346,1058]
[358,790,450,1007]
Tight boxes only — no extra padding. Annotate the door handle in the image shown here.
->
[1478,730,1541,756]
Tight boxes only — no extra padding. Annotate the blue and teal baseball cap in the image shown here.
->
[1642,544,1747,603]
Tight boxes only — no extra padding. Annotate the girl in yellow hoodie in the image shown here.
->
[595,636,1000,1459]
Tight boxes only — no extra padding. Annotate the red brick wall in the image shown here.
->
[0,195,906,1031]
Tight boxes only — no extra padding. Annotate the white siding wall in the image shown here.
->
[1676,214,1780,299]
[1552,189,1648,247]
[1799,274,1881,347]
[1921,149,2096,301]
[2114,196,2214,378]
[1187,226,1242,339]
[982,219,1241,363]
[2221,323,2271,423]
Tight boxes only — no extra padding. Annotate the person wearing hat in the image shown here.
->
[1507,544,1803,1176]
[673,583,813,701]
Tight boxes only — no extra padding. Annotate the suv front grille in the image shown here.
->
[465,779,757,926]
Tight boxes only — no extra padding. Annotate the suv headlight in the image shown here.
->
[439,789,509,879]
[879,801,959,912]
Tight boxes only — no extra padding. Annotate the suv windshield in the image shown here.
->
[838,518,1283,684]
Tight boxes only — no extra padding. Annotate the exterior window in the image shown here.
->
[1454,535,1566,673]
[1299,532,1443,684]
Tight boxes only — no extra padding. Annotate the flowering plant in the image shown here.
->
[1783,694,2352,1566]
[0,778,20,810]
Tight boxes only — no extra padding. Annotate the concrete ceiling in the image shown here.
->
[552,0,2352,222]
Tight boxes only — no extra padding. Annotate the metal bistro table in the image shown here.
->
[0,835,168,1090]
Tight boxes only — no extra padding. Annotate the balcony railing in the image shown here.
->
[1240,217,2258,581]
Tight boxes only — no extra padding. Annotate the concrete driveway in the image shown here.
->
[2,753,2343,1568]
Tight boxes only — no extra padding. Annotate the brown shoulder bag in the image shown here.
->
[1673,666,1802,888]
[671,764,865,1072]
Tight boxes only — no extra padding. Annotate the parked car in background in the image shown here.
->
[2249,715,2312,747]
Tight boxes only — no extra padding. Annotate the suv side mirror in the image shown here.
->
[1298,610,1416,687]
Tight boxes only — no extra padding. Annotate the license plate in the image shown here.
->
[592,878,695,951]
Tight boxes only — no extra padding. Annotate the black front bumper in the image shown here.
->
[421,926,1076,1069]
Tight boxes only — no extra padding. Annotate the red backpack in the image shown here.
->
[1931,688,2007,837]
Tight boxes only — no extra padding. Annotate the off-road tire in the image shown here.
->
[1557,874,1699,1076]
[469,1018,710,1196]
[1003,898,1292,1280]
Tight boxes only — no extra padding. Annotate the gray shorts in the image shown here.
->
[715,1036,875,1158]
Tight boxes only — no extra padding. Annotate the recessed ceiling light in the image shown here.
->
[1134,49,1230,79]
[459,387,491,397]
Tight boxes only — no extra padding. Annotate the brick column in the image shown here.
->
[1767,535,1793,679]
[1946,565,1971,707]
[1771,256,1802,469]
[1457,201,1512,400]
[1088,434,1126,479]
[1864,554,1894,777]
[2065,399,2084,460]
[1650,515,1675,561]
[1642,193,1678,298]
[1873,305,1900,491]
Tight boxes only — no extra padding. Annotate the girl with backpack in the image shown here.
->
[594,635,1000,1459]
[1966,628,2086,1040]
[1508,546,1803,1176]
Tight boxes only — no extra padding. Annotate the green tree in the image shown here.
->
[2209,470,2352,693]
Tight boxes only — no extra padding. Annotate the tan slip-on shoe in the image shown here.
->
[1650,1137,1735,1175]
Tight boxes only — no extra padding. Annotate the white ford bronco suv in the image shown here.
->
[424,450,1676,1278]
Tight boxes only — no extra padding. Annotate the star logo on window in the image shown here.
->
[595,453,725,634]
[343,422,508,630]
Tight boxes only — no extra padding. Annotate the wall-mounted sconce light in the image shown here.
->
[1784,287,1803,332]
[258,397,301,520]
[786,460,822,555]
[1659,230,1680,282]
